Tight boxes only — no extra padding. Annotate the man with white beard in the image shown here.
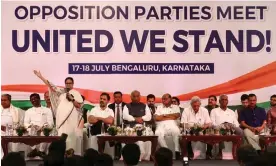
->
[181,96,212,160]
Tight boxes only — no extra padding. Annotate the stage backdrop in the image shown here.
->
[1,1,276,108]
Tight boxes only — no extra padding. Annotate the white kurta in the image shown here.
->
[48,82,83,155]
[87,106,114,155]
[123,104,152,161]
[210,107,239,127]
[181,106,211,125]
[181,106,212,159]
[24,106,54,152]
[155,105,181,153]
[210,107,240,160]
[1,105,25,153]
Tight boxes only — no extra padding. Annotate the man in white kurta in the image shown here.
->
[123,90,152,161]
[24,93,54,158]
[210,95,243,159]
[34,70,83,155]
[87,93,114,152]
[1,94,25,153]
[154,93,181,160]
[181,96,212,159]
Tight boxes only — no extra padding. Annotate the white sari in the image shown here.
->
[48,82,83,155]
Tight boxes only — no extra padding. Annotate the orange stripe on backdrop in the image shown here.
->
[177,61,276,101]
[2,61,276,103]
[1,85,153,103]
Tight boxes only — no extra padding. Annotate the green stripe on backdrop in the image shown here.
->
[11,100,271,110]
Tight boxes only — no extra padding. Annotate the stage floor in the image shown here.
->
[27,160,239,166]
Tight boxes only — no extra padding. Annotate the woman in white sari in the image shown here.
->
[33,70,83,155]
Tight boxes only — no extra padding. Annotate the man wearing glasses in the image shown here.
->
[240,94,267,153]
[154,93,181,160]
[172,97,184,115]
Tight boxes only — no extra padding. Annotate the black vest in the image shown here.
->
[125,102,146,127]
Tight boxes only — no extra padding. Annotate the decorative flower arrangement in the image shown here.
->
[219,124,230,136]
[190,124,203,136]
[116,127,122,135]
[124,127,134,136]
[107,125,118,136]
[134,125,145,136]
[43,126,53,136]
[15,125,27,136]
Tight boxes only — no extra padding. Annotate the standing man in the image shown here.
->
[182,96,212,160]
[154,93,181,160]
[240,94,266,153]
[266,94,276,113]
[172,97,184,115]
[210,95,243,159]
[147,94,157,133]
[108,91,126,160]
[33,70,83,156]
[204,95,219,158]
[123,90,152,161]
[108,91,126,127]
[87,93,114,150]
[267,95,276,135]
[205,95,218,114]
[44,91,56,124]
[24,93,54,158]
[235,94,249,122]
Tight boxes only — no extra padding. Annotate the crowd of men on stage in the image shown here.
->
[1,71,276,161]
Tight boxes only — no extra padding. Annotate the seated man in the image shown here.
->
[240,94,266,153]
[123,90,152,161]
[154,93,181,160]
[210,94,243,159]
[24,93,54,158]
[267,94,276,135]
[1,94,25,152]
[181,96,212,159]
[87,93,114,150]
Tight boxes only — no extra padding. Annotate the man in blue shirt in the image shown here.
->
[240,94,267,152]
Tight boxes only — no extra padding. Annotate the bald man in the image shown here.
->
[154,93,181,160]
[123,90,152,161]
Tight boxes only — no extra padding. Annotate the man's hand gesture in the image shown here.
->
[34,70,42,78]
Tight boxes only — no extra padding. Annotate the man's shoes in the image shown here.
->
[65,148,75,158]
[206,153,213,160]
[215,152,222,160]
[37,151,46,158]
[114,156,120,160]
[175,151,180,160]
[257,150,263,156]
[114,143,121,160]
[27,149,38,158]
